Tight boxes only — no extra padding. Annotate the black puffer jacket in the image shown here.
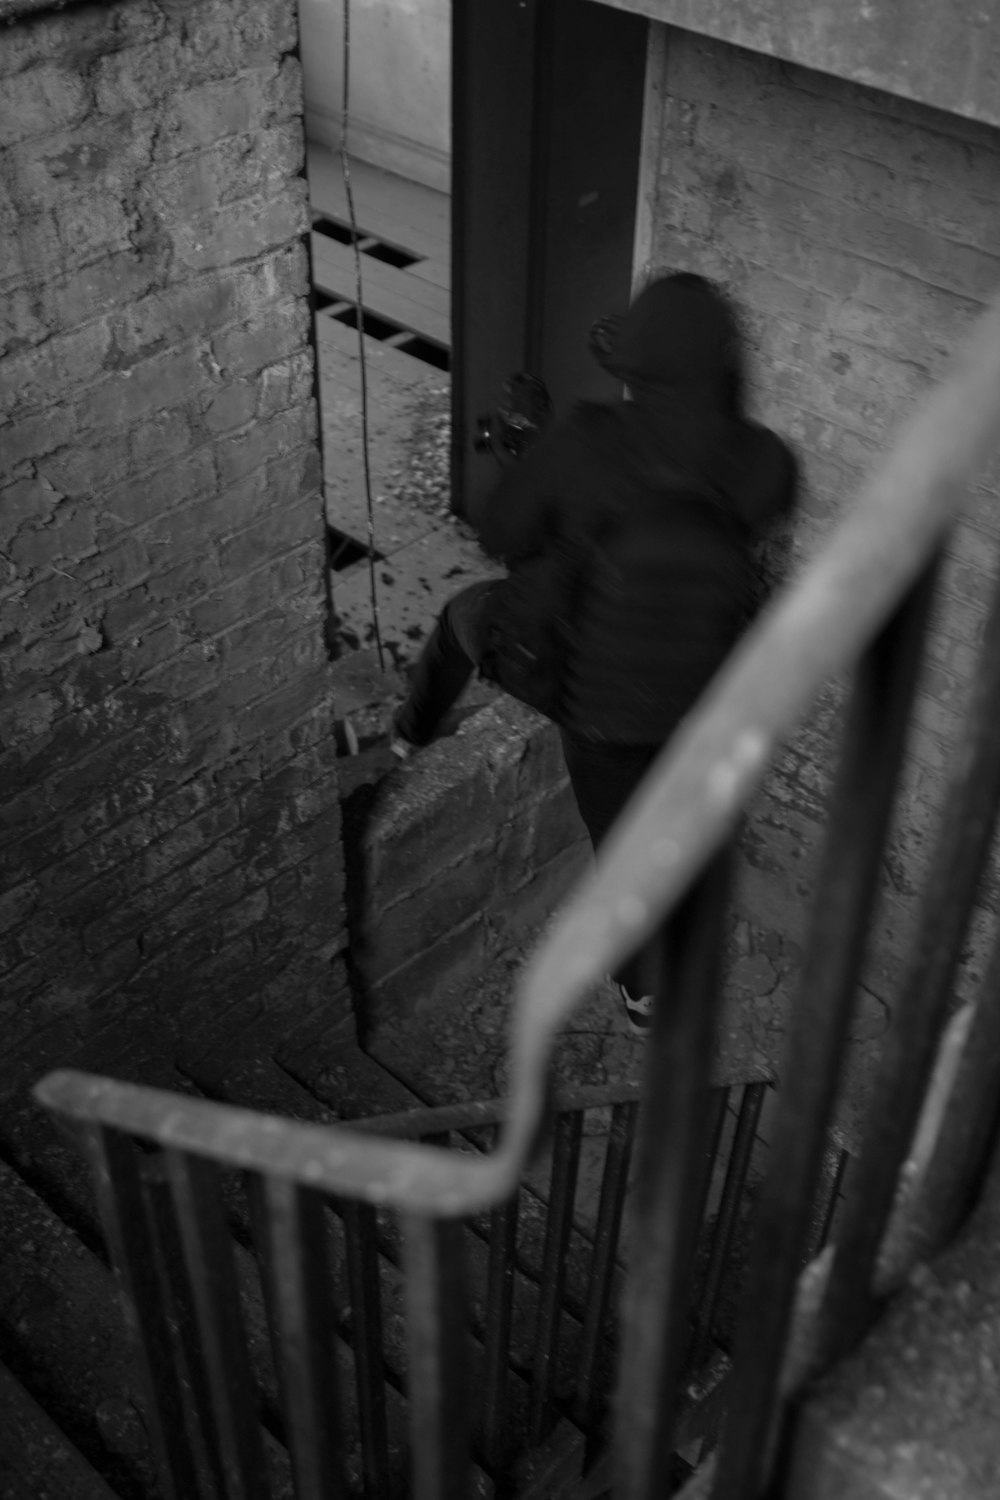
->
[479,275,797,745]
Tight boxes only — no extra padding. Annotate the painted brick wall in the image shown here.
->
[0,0,346,1094]
[645,30,1000,1126]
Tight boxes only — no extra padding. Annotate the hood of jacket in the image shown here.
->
[596,273,796,534]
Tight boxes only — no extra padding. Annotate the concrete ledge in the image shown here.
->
[341,696,590,1034]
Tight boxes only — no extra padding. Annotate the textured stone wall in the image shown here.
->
[645,30,1000,1129]
[0,0,347,1093]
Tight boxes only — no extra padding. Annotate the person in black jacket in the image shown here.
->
[392,273,797,1031]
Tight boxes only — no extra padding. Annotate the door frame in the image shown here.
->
[631,20,669,292]
[450,0,658,520]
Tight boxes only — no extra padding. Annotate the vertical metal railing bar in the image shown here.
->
[689,1083,767,1372]
[686,1087,730,1308]
[897,928,1000,1266]
[144,1159,228,1500]
[710,562,939,1500]
[819,556,1000,1362]
[248,1174,347,1500]
[574,1101,638,1443]
[805,1146,850,1264]
[683,1080,731,1374]
[341,1200,391,1500]
[614,847,733,1500]
[402,1214,471,1500]
[527,1108,585,1444]
[481,1119,519,1477]
[83,1125,205,1500]
[164,1147,267,1500]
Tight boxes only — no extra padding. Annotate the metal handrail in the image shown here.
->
[36,291,1000,1219]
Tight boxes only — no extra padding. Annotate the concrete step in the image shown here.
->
[0,1357,123,1500]
[0,1157,158,1499]
[782,1144,1000,1500]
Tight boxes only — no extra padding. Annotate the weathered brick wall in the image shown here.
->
[645,30,1000,1126]
[0,0,347,1094]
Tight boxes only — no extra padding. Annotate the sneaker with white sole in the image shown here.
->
[618,984,654,1037]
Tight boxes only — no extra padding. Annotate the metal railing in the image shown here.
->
[33,1072,804,1499]
[38,289,1000,1499]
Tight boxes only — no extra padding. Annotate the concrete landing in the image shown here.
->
[784,1145,1000,1500]
[318,317,502,668]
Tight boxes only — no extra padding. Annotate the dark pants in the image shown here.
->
[394,581,499,746]
[559,733,661,998]
[396,582,664,997]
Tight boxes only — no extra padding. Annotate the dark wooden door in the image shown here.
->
[451,0,649,520]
